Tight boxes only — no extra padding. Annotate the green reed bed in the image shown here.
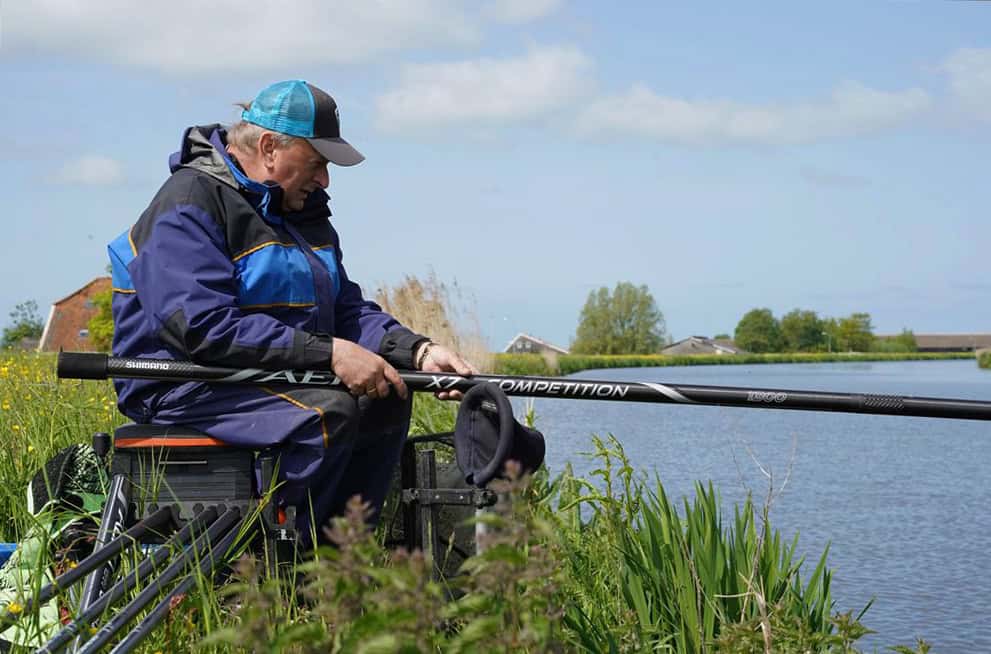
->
[978,350,991,369]
[493,351,972,377]
[0,351,931,652]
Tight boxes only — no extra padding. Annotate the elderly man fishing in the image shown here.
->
[107,79,475,545]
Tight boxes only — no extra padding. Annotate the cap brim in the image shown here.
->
[307,137,365,167]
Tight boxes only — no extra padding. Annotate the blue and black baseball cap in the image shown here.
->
[241,80,364,166]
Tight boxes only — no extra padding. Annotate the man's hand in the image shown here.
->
[415,342,477,401]
[332,337,408,400]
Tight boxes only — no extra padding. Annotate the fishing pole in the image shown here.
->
[58,352,991,421]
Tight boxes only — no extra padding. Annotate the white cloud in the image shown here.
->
[941,48,991,122]
[575,82,931,145]
[482,0,563,24]
[53,156,124,186]
[375,45,592,130]
[3,0,479,74]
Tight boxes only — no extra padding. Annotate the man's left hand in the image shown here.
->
[416,342,477,401]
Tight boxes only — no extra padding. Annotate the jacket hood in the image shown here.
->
[169,124,238,188]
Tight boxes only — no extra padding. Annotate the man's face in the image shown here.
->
[268,139,330,212]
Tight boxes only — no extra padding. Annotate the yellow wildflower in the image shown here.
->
[27,445,34,453]
[6,601,23,615]
[12,425,21,432]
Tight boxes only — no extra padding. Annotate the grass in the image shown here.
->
[978,349,991,370]
[0,349,936,652]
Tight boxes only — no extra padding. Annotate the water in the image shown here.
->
[523,359,991,652]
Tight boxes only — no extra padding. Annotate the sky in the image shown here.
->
[1,1,989,351]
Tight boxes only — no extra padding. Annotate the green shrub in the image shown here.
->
[492,353,557,376]
[979,350,991,370]
[555,352,969,376]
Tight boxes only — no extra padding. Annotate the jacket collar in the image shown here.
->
[170,125,332,226]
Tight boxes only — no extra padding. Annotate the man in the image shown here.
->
[107,79,474,544]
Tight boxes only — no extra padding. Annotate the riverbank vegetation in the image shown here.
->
[493,351,972,377]
[0,350,933,652]
[733,307,919,354]
[979,349,991,369]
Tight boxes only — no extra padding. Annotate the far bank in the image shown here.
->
[493,351,975,376]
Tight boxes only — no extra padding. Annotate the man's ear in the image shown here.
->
[258,131,278,166]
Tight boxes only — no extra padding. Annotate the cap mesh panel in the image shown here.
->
[243,80,315,137]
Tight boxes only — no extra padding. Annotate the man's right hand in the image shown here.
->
[331,337,408,400]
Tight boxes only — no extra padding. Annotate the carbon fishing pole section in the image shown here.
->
[57,352,991,421]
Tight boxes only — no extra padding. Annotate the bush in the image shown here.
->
[492,353,557,376]
[979,350,991,370]
[554,352,971,376]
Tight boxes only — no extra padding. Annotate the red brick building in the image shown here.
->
[38,277,111,352]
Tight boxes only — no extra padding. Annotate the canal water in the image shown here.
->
[525,359,990,652]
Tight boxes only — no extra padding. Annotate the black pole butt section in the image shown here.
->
[107,516,246,654]
[75,507,243,654]
[56,352,109,380]
[37,508,220,654]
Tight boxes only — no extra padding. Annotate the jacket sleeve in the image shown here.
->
[330,228,428,370]
[129,202,333,369]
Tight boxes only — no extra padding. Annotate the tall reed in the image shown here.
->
[373,271,493,373]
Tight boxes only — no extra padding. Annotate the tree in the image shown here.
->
[88,288,114,352]
[571,282,667,354]
[821,317,840,353]
[713,333,731,340]
[836,312,873,352]
[734,308,783,353]
[872,328,918,353]
[779,309,825,352]
[2,300,44,349]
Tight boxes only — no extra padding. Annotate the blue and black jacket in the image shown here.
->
[108,125,426,420]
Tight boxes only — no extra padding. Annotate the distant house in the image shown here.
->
[662,336,744,356]
[38,277,111,352]
[902,333,991,353]
[504,333,569,356]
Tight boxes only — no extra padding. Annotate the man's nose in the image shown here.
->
[315,165,330,189]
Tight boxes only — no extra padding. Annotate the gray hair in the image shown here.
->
[227,101,300,151]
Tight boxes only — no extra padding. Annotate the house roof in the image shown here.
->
[662,336,744,355]
[888,333,991,350]
[503,332,570,354]
[38,276,111,352]
[52,277,112,306]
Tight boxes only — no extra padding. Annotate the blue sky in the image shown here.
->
[2,1,989,350]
